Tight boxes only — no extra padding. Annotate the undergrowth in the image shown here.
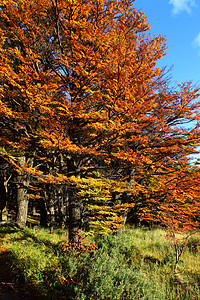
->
[0,226,199,299]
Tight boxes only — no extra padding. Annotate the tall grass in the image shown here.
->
[1,226,199,299]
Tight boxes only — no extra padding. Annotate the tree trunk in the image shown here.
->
[68,187,81,243]
[118,209,128,235]
[0,180,7,222]
[16,185,29,227]
[57,154,66,229]
[66,157,82,243]
[49,197,55,234]
[40,199,48,228]
[0,157,10,222]
[16,157,31,228]
[58,196,66,229]
[44,183,56,234]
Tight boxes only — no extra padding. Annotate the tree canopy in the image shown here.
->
[0,0,199,241]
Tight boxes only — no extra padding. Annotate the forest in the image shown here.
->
[0,0,200,298]
[0,0,200,249]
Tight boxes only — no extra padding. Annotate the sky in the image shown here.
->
[134,0,200,163]
[134,0,200,86]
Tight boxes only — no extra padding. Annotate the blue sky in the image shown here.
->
[134,0,200,162]
[134,0,200,86]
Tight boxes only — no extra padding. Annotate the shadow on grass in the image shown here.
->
[0,248,47,299]
[1,225,66,251]
[0,226,66,299]
[0,227,21,235]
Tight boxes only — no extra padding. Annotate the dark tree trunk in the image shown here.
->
[66,157,82,243]
[40,199,48,228]
[58,195,66,230]
[68,187,81,243]
[44,183,56,234]
[49,197,55,234]
[0,180,7,222]
[57,154,67,229]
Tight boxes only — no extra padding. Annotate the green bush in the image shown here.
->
[1,227,200,299]
[186,237,200,254]
[46,233,166,299]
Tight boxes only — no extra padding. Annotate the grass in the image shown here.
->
[0,226,199,299]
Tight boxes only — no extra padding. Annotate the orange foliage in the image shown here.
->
[0,0,199,235]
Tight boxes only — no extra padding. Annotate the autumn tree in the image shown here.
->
[0,0,199,241]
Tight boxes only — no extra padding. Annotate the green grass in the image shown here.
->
[0,226,199,299]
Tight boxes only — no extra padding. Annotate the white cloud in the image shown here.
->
[194,33,200,47]
[193,33,200,55]
[169,0,196,14]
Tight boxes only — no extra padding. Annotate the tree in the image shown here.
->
[0,0,199,241]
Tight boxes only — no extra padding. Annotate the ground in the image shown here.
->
[0,239,30,300]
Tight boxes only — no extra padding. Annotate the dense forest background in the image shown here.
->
[0,0,200,242]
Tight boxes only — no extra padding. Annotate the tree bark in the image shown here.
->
[0,180,7,222]
[49,197,55,234]
[40,199,48,228]
[66,157,82,243]
[16,157,31,228]
[68,187,81,243]
[0,157,10,222]
[58,195,66,230]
